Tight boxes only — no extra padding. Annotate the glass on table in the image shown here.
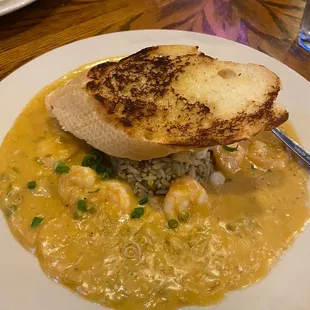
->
[299,0,310,51]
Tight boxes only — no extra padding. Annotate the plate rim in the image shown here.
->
[0,0,36,16]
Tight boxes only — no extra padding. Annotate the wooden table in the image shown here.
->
[0,0,309,81]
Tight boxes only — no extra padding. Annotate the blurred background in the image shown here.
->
[0,0,309,81]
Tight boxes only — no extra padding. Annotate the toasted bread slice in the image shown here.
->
[46,45,288,160]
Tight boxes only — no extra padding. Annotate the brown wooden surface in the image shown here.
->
[0,0,309,81]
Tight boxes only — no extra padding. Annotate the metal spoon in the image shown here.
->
[272,128,310,167]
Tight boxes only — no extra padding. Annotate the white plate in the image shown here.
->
[1,30,310,310]
[0,0,36,16]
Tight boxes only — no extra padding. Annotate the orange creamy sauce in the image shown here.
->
[0,61,309,310]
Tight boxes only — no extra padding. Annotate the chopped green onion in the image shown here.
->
[106,167,114,176]
[99,167,114,177]
[168,219,179,229]
[54,161,70,174]
[31,216,43,227]
[95,164,105,174]
[82,154,97,167]
[80,149,114,177]
[223,145,238,152]
[27,181,36,189]
[100,172,110,180]
[251,164,257,170]
[99,167,114,180]
[138,197,148,205]
[267,169,272,173]
[82,151,102,168]
[131,207,144,219]
[88,188,100,194]
[178,211,189,222]
[225,178,232,183]
[77,199,87,212]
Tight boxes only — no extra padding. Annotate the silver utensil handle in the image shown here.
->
[272,128,310,167]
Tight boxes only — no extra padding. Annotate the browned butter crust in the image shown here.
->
[85,45,288,147]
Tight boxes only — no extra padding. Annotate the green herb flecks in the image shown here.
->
[54,161,70,174]
[100,167,114,180]
[138,197,148,206]
[251,164,257,171]
[27,181,36,189]
[223,145,238,152]
[131,207,144,219]
[106,167,114,176]
[168,219,179,229]
[225,178,232,183]
[101,167,114,178]
[88,188,100,194]
[100,172,110,180]
[95,164,106,174]
[77,199,88,212]
[82,150,115,180]
[31,216,44,228]
[82,151,102,168]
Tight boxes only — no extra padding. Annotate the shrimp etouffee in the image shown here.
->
[0,64,309,310]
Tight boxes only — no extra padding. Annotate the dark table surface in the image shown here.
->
[0,0,309,81]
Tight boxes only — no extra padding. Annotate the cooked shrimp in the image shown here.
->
[58,165,97,207]
[164,176,208,222]
[59,166,134,220]
[247,140,287,170]
[36,136,78,167]
[212,143,247,176]
[98,180,133,211]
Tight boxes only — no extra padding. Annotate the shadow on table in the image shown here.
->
[0,0,72,40]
